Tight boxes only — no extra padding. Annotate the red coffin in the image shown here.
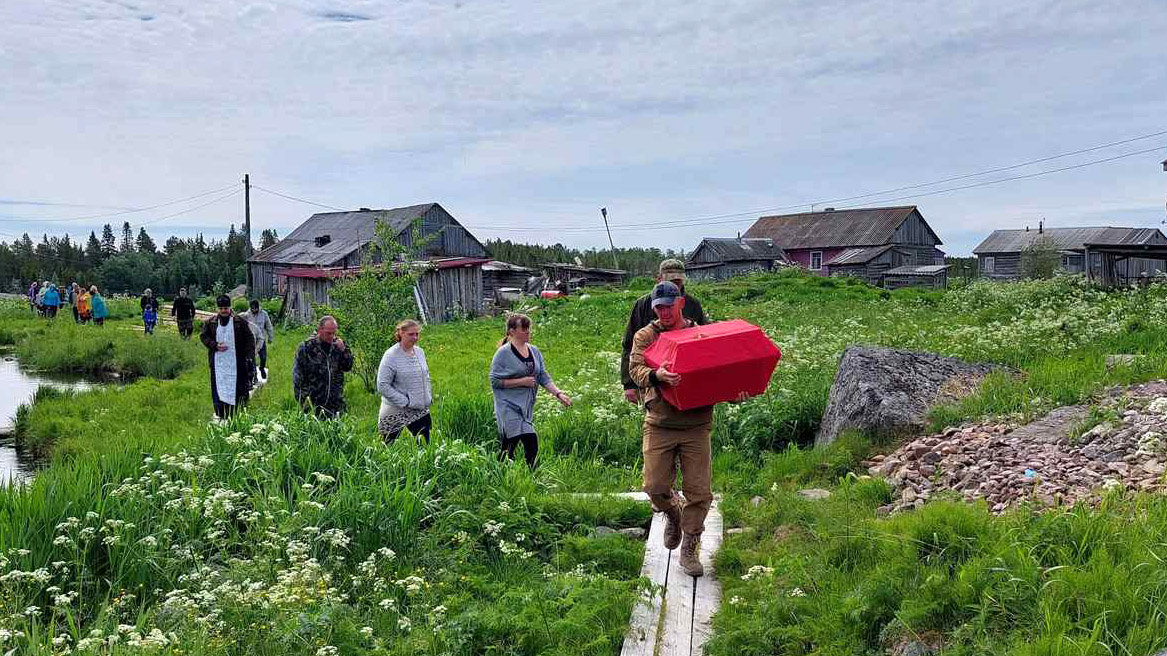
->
[643,319,781,411]
[539,290,564,299]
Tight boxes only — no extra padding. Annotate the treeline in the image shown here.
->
[0,221,280,297]
[484,239,686,277]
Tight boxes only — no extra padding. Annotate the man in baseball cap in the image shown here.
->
[620,259,709,403]
[627,279,713,577]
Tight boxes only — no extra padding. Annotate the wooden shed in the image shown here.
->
[543,263,627,288]
[825,245,916,286]
[280,257,489,325]
[881,264,950,290]
[684,237,789,281]
[482,261,536,302]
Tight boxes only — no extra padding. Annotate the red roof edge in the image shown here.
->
[277,258,490,279]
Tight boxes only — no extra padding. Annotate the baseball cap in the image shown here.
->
[658,258,686,281]
[651,281,682,308]
[216,295,232,308]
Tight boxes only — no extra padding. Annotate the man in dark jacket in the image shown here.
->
[199,295,256,420]
[293,315,354,417]
[172,287,197,340]
[620,259,709,403]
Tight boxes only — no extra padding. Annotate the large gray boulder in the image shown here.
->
[816,346,1002,448]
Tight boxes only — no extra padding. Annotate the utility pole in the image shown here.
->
[600,207,618,270]
[243,174,252,290]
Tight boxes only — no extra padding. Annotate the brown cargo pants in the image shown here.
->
[642,421,713,535]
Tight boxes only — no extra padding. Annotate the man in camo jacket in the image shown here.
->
[292,315,354,418]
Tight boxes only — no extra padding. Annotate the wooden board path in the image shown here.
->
[577,493,723,656]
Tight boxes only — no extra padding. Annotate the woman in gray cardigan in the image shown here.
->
[377,319,433,442]
[489,313,572,467]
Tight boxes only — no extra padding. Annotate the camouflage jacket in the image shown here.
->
[292,336,355,415]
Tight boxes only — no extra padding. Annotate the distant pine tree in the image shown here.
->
[136,227,157,254]
[120,221,134,253]
[100,224,118,257]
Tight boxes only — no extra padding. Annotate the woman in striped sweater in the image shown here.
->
[376,319,434,442]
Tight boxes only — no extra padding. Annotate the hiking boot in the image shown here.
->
[679,532,704,577]
[662,505,682,550]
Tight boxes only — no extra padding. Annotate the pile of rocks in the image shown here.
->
[866,381,1167,515]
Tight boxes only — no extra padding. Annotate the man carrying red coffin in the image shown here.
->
[628,280,734,578]
[620,259,708,404]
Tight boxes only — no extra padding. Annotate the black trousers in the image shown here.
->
[72,306,79,323]
[177,319,194,340]
[257,343,268,371]
[500,432,538,469]
[213,401,237,420]
[384,413,432,443]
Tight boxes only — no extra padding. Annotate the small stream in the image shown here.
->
[0,354,99,485]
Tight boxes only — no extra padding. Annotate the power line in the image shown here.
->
[223,129,1167,237]
[0,184,238,223]
[797,128,1167,210]
[139,189,242,227]
[462,142,1167,234]
[251,185,345,211]
[834,144,1167,210]
[0,189,242,248]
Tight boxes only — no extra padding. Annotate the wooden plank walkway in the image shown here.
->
[594,493,722,656]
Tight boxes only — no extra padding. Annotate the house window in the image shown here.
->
[983,256,995,274]
[810,251,823,270]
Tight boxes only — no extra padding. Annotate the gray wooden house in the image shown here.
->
[248,203,488,298]
[973,226,1167,280]
[684,237,789,281]
[743,206,945,280]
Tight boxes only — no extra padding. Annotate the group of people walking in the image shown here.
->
[27,281,109,325]
[196,258,724,579]
[280,310,572,470]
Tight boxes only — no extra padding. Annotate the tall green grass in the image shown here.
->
[6,274,1167,655]
[13,320,200,379]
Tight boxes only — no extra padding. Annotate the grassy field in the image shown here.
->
[3,271,1167,655]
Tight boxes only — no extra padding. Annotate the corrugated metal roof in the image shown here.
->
[827,244,895,266]
[973,227,1167,254]
[275,256,489,280]
[743,206,922,249]
[250,203,436,265]
[688,237,787,263]
[885,264,949,276]
[483,260,534,272]
[546,263,627,275]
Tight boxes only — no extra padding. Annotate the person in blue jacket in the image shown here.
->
[42,284,61,319]
[89,286,109,327]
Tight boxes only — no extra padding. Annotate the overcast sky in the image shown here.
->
[1,0,1165,256]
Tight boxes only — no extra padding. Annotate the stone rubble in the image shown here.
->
[865,381,1167,515]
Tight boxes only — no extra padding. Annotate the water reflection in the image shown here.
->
[0,354,98,484]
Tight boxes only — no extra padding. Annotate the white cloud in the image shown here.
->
[1,0,1165,254]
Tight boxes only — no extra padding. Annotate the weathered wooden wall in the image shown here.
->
[883,271,948,290]
[281,265,483,326]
